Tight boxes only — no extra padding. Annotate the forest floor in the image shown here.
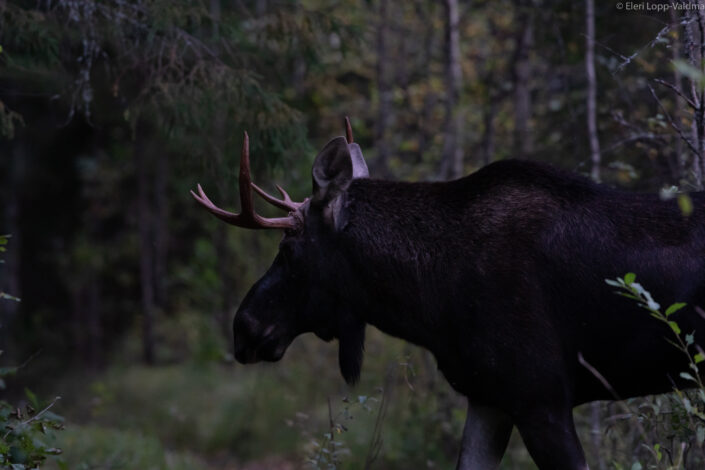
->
[40,328,497,470]
[35,326,542,469]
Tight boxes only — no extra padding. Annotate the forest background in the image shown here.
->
[2,0,705,469]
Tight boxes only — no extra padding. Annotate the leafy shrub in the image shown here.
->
[1,233,65,469]
[0,385,63,469]
[601,274,705,469]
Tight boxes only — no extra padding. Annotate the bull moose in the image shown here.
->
[191,119,705,470]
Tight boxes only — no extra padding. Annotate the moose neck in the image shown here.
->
[333,177,474,354]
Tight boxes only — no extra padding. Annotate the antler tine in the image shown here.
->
[190,132,297,230]
[237,132,257,219]
[190,184,245,225]
[344,116,354,143]
[251,183,303,212]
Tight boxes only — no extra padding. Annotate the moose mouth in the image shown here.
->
[233,332,292,364]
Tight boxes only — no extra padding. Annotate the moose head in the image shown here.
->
[191,119,370,384]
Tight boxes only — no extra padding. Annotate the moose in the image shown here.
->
[191,119,705,470]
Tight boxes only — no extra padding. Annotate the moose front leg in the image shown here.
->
[456,400,513,470]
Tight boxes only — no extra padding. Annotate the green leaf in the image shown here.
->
[668,321,681,335]
[617,292,639,301]
[24,389,38,410]
[680,372,697,382]
[631,462,643,470]
[686,333,695,346]
[684,397,695,414]
[42,410,64,423]
[624,273,636,285]
[666,302,687,316]
[678,194,694,217]
[695,353,705,364]
[674,60,705,85]
[0,366,17,377]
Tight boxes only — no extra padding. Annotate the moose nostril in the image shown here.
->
[262,324,275,338]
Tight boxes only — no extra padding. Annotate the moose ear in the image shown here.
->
[312,137,369,202]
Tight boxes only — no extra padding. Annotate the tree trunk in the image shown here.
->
[135,119,156,365]
[71,276,103,370]
[210,0,221,38]
[439,0,464,179]
[375,0,391,177]
[210,0,233,343]
[215,224,234,343]
[212,139,233,342]
[671,8,685,180]
[414,0,436,163]
[513,2,534,159]
[685,7,705,188]
[0,142,24,351]
[585,0,601,182]
[697,7,705,189]
[481,98,498,166]
[153,147,168,309]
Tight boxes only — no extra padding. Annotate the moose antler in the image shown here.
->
[345,116,354,144]
[251,183,303,212]
[191,132,301,229]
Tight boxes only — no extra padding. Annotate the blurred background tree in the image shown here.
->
[1,1,703,469]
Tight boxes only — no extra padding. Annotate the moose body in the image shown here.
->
[192,124,705,470]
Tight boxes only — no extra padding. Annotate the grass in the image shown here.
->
[49,425,206,470]
[46,327,475,469]
[40,320,688,470]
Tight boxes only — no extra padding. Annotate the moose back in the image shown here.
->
[192,122,705,470]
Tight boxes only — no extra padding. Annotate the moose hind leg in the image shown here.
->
[456,400,513,470]
[515,407,589,470]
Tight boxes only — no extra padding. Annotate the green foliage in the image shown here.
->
[0,101,23,140]
[673,60,705,87]
[303,394,380,470]
[51,425,204,470]
[677,194,693,217]
[0,387,64,470]
[46,330,478,469]
[601,274,705,469]
[0,235,20,303]
[0,235,64,469]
